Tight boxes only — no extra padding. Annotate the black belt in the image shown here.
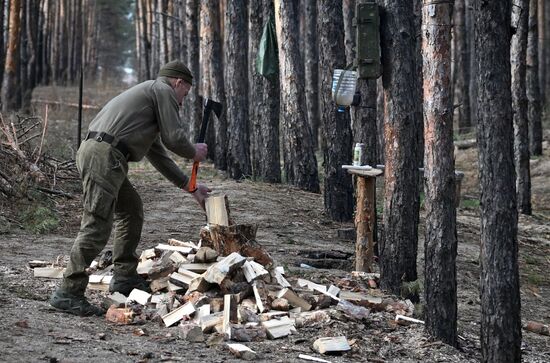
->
[85,131,130,159]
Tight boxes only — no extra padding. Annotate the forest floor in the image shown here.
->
[0,88,549,362]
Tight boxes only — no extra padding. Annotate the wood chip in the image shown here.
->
[127,289,151,305]
[227,343,257,361]
[261,316,294,339]
[162,302,196,327]
[155,243,193,254]
[203,252,246,285]
[298,354,332,363]
[33,267,65,278]
[277,288,312,311]
[312,336,350,354]
[395,314,424,325]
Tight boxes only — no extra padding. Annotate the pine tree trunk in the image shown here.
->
[159,0,167,65]
[26,0,38,90]
[166,0,174,62]
[225,0,251,179]
[200,0,227,170]
[512,0,532,216]
[413,0,424,169]
[421,0,457,346]
[139,0,151,80]
[185,0,201,141]
[178,0,187,62]
[545,0,550,105]
[527,0,543,156]
[297,0,305,74]
[376,78,385,164]
[453,0,471,134]
[19,0,28,109]
[67,0,74,82]
[275,0,319,192]
[39,0,49,84]
[0,0,5,87]
[318,0,353,218]
[60,0,67,82]
[249,0,281,182]
[343,0,355,63]
[379,0,420,296]
[466,0,478,128]
[474,1,522,361]
[152,0,159,75]
[537,0,548,104]
[1,0,22,112]
[135,0,142,79]
[304,0,320,150]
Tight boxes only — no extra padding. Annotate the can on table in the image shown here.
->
[353,143,364,166]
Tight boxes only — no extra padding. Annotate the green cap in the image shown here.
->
[158,61,193,85]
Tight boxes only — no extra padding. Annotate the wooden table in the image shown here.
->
[342,165,383,272]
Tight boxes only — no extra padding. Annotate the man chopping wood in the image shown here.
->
[50,61,210,316]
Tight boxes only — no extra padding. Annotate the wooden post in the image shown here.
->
[355,176,375,272]
[343,166,382,272]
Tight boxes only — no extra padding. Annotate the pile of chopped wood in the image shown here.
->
[32,195,423,360]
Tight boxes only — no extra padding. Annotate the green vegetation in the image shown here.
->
[19,204,59,234]
[284,238,297,245]
[524,255,538,265]
[527,272,543,286]
[401,279,423,299]
[461,198,480,209]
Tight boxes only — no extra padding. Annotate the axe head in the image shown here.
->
[204,98,223,118]
[197,97,223,142]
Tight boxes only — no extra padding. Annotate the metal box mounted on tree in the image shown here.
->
[355,1,381,79]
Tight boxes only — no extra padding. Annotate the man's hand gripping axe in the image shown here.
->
[188,97,223,193]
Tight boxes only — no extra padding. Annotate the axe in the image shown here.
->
[188,97,223,193]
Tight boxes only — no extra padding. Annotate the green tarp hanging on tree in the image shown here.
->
[256,13,279,77]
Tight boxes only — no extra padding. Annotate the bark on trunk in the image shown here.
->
[318,0,353,219]
[304,0,320,150]
[248,0,281,182]
[379,0,420,296]
[200,0,227,170]
[453,0,471,134]
[225,0,251,179]
[19,0,28,108]
[545,0,550,104]
[376,78,385,164]
[538,0,545,103]
[474,0,522,361]
[274,0,319,192]
[421,0,457,347]
[0,0,5,87]
[527,0,543,156]
[466,0,478,128]
[413,0,424,169]
[179,0,187,62]
[1,0,22,112]
[512,0,532,215]
[185,0,201,142]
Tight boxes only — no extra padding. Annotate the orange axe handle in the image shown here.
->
[188,160,200,193]
[187,98,222,193]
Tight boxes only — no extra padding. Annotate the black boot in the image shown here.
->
[109,274,150,296]
[50,289,105,316]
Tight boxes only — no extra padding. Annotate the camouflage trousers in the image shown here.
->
[61,140,143,295]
